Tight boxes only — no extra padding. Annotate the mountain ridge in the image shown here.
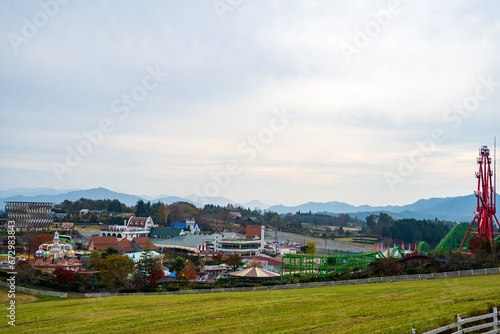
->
[0,187,494,222]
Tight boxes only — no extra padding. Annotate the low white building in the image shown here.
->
[204,225,266,256]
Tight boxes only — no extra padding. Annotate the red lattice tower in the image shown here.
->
[459,145,500,252]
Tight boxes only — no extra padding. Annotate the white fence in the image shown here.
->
[0,280,67,298]
[84,267,500,298]
[412,307,499,333]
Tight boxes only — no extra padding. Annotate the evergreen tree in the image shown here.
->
[135,199,149,217]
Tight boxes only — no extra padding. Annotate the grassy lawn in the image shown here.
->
[4,274,500,333]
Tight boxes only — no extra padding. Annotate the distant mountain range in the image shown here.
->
[0,187,270,211]
[267,195,491,222]
[1,187,496,222]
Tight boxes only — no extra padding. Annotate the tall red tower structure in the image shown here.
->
[459,144,500,252]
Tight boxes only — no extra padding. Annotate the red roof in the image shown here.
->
[243,255,282,267]
[117,238,136,253]
[88,236,135,253]
[133,237,159,251]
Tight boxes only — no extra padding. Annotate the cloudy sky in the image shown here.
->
[1,1,500,207]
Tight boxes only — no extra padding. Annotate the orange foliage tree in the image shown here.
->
[177,263,197,283]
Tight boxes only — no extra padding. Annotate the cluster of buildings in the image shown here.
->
[2,201,289,279]
[90,215,266,257]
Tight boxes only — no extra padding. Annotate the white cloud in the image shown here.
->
[1,1,499,206]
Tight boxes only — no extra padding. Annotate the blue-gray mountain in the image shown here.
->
[267,195,499,222]
[1,187,497,222]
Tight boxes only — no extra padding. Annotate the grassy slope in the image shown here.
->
[5,274,500,334]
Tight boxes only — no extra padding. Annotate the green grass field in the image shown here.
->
[4,274,500,333]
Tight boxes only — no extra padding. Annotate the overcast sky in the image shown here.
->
[1,1,500,207]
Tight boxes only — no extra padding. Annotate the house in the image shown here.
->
[52,212,69,221]
[127,216,155,229]
[229,212,242,218]
[247,217,261,224]
[102,216,157,241]
[89,210,107,216]
[276,245,297,255]
[79,209,90,217]
[172,217,200,234]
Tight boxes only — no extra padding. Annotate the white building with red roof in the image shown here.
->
[101,216,157,241]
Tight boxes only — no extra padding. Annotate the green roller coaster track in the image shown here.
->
[281,247,408,278]
[433,222,473,253]
[419,223,500,254]
[281,222,500,278]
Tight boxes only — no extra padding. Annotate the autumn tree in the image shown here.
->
[131,271,146,291]
[224,253,244,272]
[26,233,52,260]
[247,259,263,269]
[212,253,223,261]
[270,214,283,230]
[159,202,168,222]
[16,261,38,285]
[468,234,493,262]
[30,233,52,252]
[302,241,317,254]
[54,267,75,285]
[177,263,197,283]
[99,255,135,292]
[89,250,102,270]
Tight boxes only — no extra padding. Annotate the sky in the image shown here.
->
[1,1,500,207]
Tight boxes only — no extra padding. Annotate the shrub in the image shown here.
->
[233,283,256,288]
[38,279,74,292]
[54,267,75,285]
[261,281,281,286]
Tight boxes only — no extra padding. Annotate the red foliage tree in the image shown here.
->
[177,263,197,282]
[54,267,75,285]
[212,252,223,261]
[30,233,52,254]
[146,269,165,288]
[468,234,490,253]
[468,234,492,261]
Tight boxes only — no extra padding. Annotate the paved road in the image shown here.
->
[78,230,100,244]
[266,230,372,253]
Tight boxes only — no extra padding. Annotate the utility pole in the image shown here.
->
[324,233,327,253]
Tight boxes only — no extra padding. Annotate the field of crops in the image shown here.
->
[4,274,500,333]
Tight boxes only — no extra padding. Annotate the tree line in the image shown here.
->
[363,213,450,246]
[55,199,451,246]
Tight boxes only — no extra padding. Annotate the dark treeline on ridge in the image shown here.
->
[54,198,452,245]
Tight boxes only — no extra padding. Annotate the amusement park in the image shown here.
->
[280,145,500,279]
[1,147,500,334]
[0,145,499,293]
